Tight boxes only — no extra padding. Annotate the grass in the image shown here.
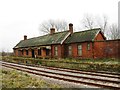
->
[2,56,120,73]
[41,60,119,72]
[1,68,61,88]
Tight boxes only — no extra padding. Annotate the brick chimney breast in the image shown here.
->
[50,28,55,34]
[24,35,27,40]
[69,23,73,34]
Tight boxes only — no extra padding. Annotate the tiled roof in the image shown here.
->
[14,31,70,48]
[14,28,101,49]
[64,28,101,44]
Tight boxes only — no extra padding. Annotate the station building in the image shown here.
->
[13,23,120,59]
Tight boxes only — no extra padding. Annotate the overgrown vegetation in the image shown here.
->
[1,56,120,73]
[1,68,61,88]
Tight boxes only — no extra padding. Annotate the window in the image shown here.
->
[38,49,41,56]
[78,45,82,56]
[18,50,21,56]
[26,50,28,55]
[68,46,72,56]
[46,49,50,56]
[54,46,58,56]
[87,43,90,50]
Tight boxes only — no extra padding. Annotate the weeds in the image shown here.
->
[1,69,61,88]
[2,56,120,72]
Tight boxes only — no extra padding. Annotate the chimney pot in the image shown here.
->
[50,28,55,34]
[24,35,27,40]
[69,23,73,34]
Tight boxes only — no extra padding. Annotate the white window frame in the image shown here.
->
[87,43,90,50]
[68,46,72,56]
[54,46,58,56]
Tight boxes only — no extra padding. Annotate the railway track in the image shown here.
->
[1,61,120,89]
[39,65,120,79]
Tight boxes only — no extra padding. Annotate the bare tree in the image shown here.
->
[96,15,108,33]
[108,23,120,40]
[39,19,68,34]
[81,14,108,33]
[82,14,95,29]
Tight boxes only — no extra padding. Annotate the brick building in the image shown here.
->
[13,23,120,59]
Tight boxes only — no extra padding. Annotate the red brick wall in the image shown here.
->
[51,45,54,58]
[94,40,120,59]
[23,49,26,56]
[93,41,105,58]
[94,32,105,41]
[51,45,64,58]
[14,49,32,57]
[82,42,93,58]
[28,49,32,57]
[41,48,46,58]
[13,39,120,59]
[65,42,93,59]
[13,49,18,56]
[61,45,65,58]
[71,43,77,58]
[14,49,21,56]
[64,39,120,59]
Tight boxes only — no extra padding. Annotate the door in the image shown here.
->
[32,49,35,58]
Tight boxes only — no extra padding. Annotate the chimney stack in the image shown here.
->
[50,28,55,34]
[69,23,73,34]
[24,35,27,40]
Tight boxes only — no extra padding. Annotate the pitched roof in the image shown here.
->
[64,28,101,44]
[14,31,70,48]
[14,28,102,49]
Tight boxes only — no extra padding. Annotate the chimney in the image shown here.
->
[50,28,55,34]
[69,23,73,34]
[24,35,27,40]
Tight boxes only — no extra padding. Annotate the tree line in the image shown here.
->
[39,14,119,40]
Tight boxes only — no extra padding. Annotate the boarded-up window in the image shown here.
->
[87,43,90,50]
[38,49,41,56]
[54,46,58,56]
[68,46,72,56]
[78,45,82,56]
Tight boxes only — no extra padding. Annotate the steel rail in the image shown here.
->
[2,63,119,84]
[39,65,120,79]
[2,63,120,89]
[2,61,119,79]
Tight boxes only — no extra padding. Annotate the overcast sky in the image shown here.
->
[0,0,119,52]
